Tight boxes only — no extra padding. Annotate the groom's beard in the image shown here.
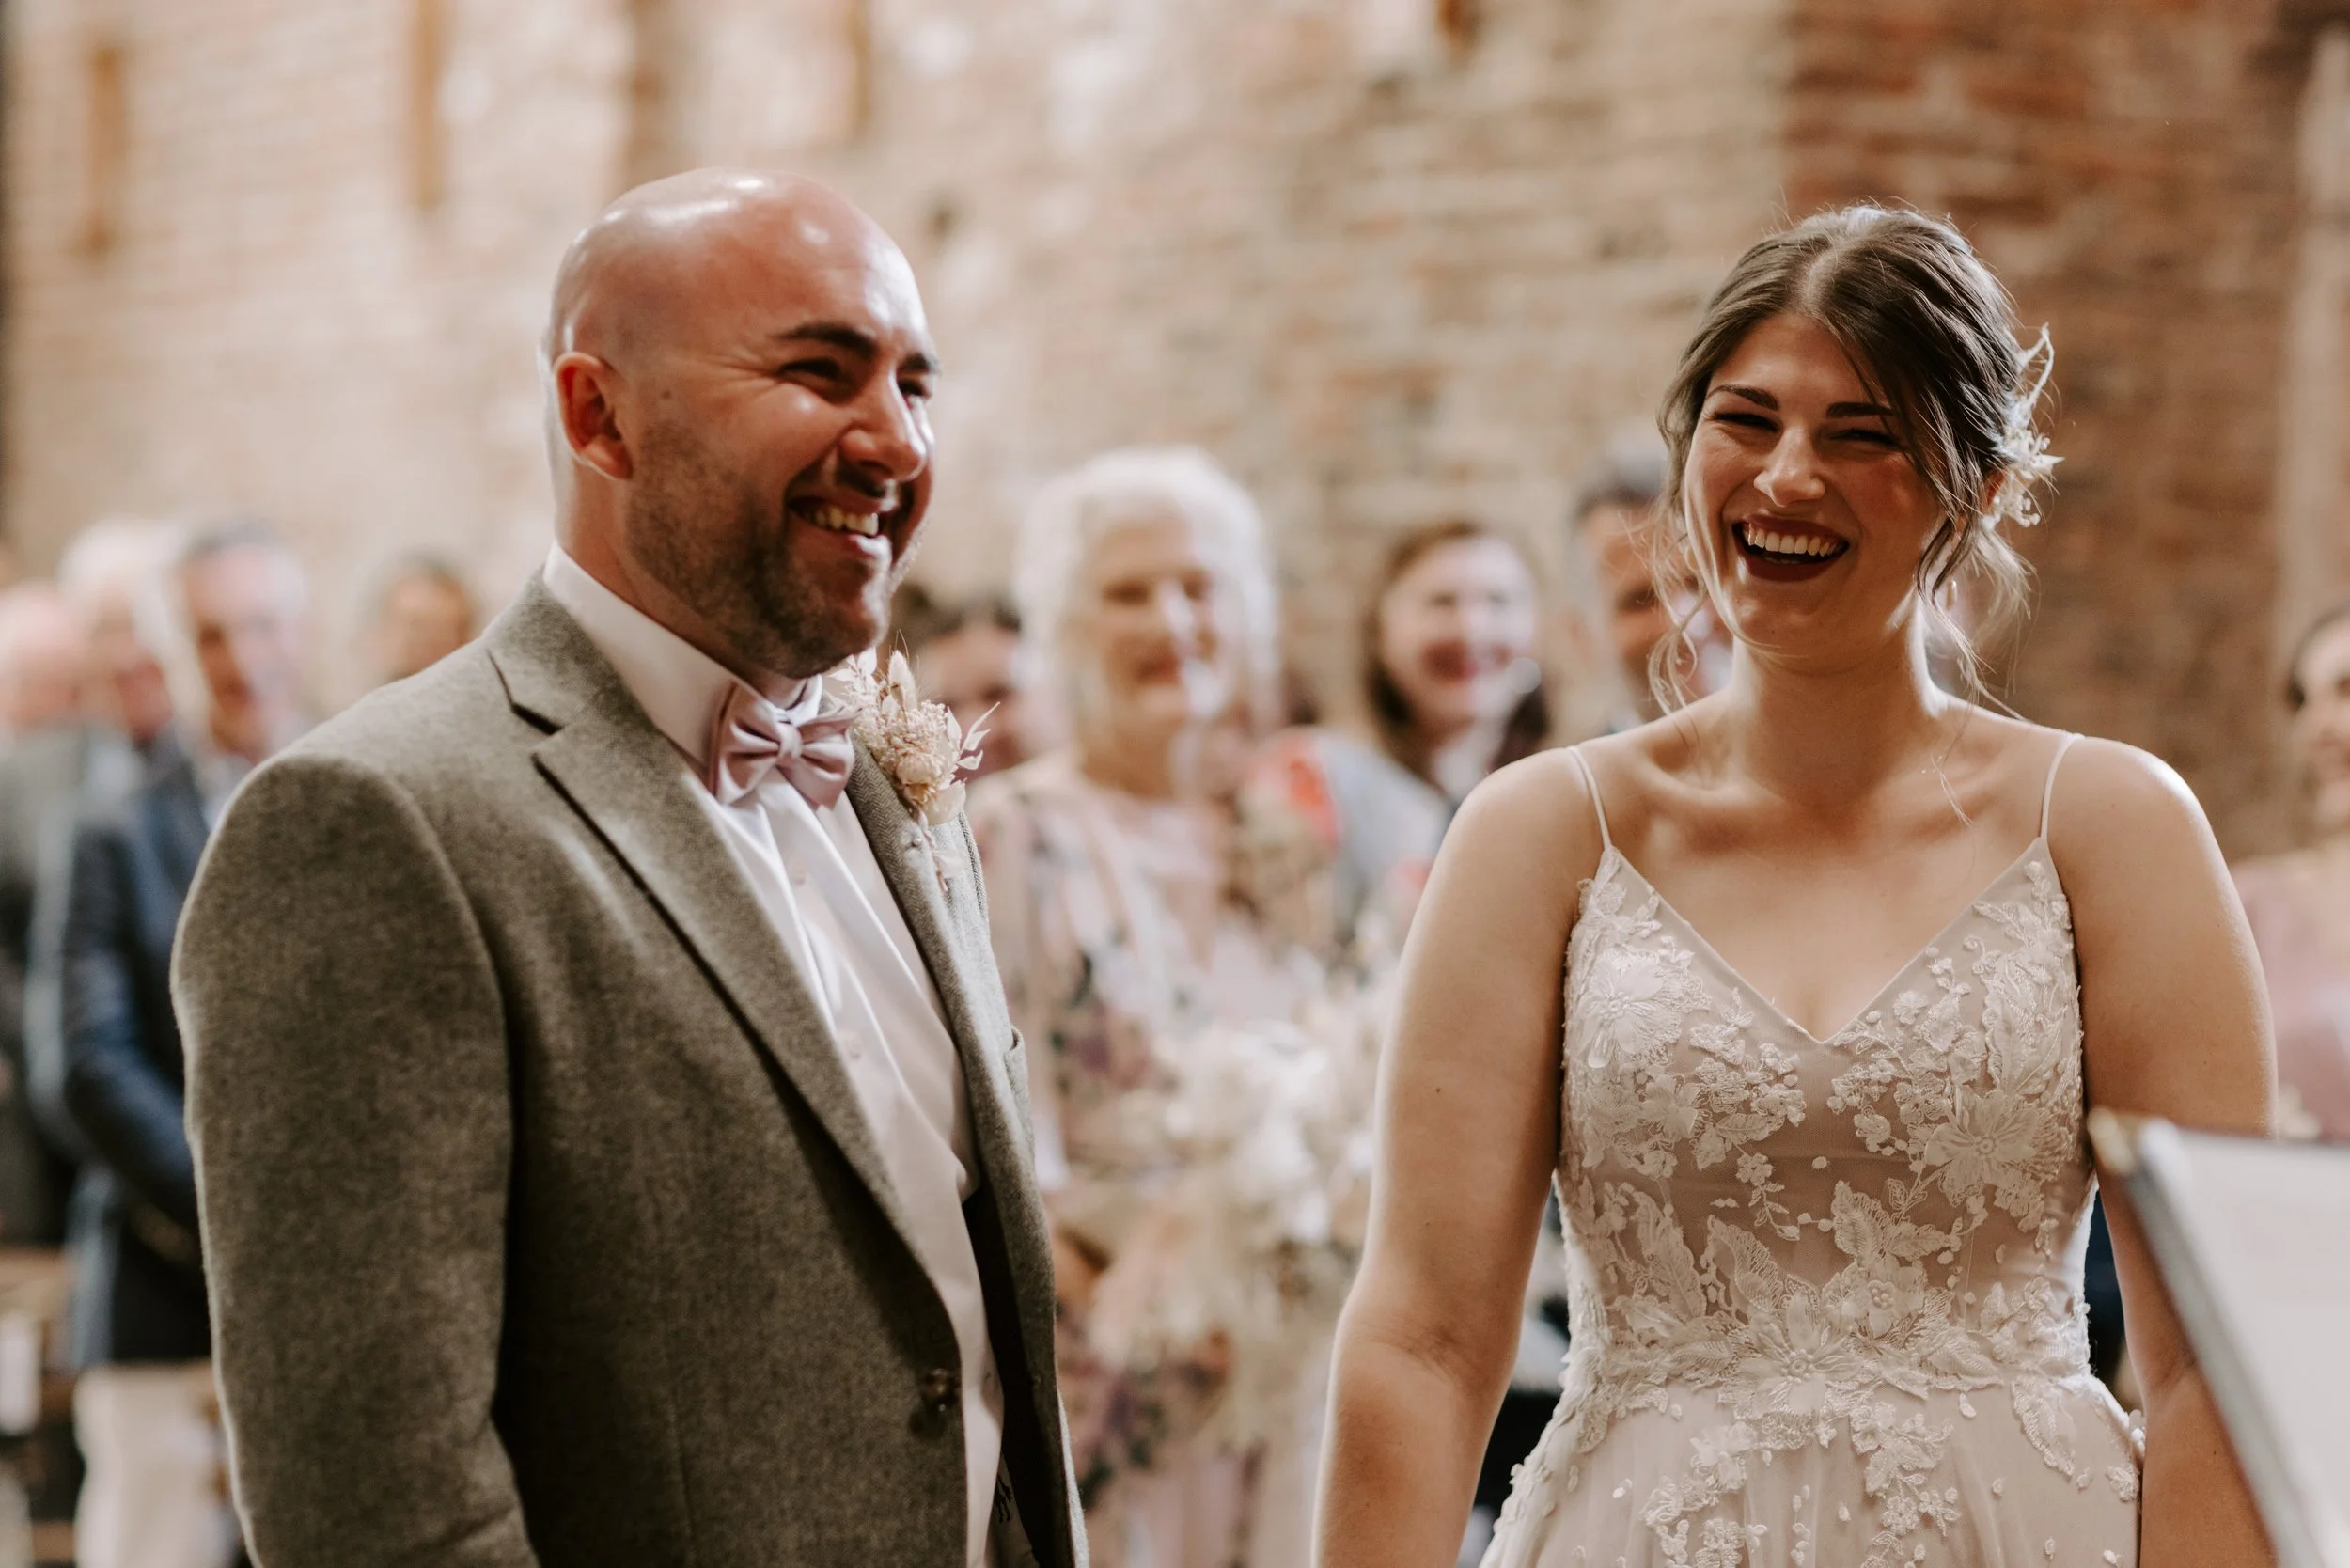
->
[626,419,901,679]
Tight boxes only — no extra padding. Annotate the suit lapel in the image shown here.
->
[485,583,927,1265]
[842,756,1026,1170]
[843,756,1065,1405]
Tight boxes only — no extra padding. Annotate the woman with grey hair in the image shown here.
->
[970,446,1331,1568]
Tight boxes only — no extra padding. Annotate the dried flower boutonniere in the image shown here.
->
[833,650,988,879]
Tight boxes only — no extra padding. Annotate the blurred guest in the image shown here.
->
[0,586,88,737]
[0,525,182,1249]
[1255,520,1547,943]
[63,524,181,753]
[59,523,307,1568]
[0,584,95,1248]
[1563,440,1721,729]
[366,552,477,686]
[971,447,1326,1568]
[2234,601,2350,1140]
[887,577,952,650]
[1256,523,1552,1566]
[907,593,1039,777]
[18,523,186,1171]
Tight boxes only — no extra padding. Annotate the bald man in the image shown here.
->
[174,173,1082,1568]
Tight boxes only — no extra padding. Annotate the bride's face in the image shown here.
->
[1684,312,1946,670]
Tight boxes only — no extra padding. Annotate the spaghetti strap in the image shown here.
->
[2040,732,2080,839]
[1568,746,1615,853]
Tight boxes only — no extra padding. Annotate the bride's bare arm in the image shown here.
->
[1315,754,1597,1567]
[2055,739,2277,1568]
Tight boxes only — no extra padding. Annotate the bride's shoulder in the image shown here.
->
[1938,712,2198,835]
[1443,747,1608,888]
[1459,745,1598,833]
[2037,730,2226,914]
[2042,731,2207,839]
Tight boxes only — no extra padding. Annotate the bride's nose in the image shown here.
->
[1756,431,1828,507]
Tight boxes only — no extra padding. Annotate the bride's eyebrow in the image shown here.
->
[1827,400,1896,419]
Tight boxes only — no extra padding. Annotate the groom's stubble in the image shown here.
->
[624,413,914,681]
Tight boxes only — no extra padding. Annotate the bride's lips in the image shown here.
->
[1731,518,1850,584]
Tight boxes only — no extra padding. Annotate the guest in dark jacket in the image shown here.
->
[4,522,184,1247]
[59,521,307,1568]
[0,584,98,1245]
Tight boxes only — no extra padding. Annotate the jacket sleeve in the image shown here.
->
[176,750,540,1568]
[58,811,201,1234]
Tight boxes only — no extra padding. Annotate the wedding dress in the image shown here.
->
[1485,740,2140,1568]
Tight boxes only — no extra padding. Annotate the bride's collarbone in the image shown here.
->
[1606,823,2049,1043]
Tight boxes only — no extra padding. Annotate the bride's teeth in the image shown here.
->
[1739,524,1841,559]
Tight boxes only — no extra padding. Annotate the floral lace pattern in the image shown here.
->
[1489,843,2140,1568]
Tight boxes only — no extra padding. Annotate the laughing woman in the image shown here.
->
[970,447,1331,1568]
[1251,520,1549,947]
[1318,207,2275,1567]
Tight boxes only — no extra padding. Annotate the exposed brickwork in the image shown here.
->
[0,0,2328,847]
[3,0,632,698]
[1786,0,2309,849]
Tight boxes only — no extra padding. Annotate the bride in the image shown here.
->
[1316,206,2274,1567]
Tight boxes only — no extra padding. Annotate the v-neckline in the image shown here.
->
[1593,838,2051,1046]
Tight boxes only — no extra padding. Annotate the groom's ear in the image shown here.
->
[554,353,634,482]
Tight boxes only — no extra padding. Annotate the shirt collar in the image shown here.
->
[540,545,818,776]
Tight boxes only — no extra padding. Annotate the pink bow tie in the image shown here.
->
[702,683,856,809]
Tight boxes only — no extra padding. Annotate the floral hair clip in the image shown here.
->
[1984,325,2060,531]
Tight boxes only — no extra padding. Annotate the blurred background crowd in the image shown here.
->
[5,1,2350,1565]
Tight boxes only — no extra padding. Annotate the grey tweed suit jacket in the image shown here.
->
[175,580,1083,1568]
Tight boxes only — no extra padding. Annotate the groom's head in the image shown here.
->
[543,171,937,687]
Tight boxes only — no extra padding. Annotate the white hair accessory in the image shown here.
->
[1983,326,2060,531]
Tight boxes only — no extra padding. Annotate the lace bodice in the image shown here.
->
[1494,741,2140,1568]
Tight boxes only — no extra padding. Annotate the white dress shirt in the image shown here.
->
[542,547,1003,1567]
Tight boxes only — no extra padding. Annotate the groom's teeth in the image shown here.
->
[807,503,881,537]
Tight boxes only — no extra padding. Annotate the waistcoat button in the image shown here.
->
[920,1368,959,1411]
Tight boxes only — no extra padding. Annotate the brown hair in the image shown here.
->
[1362,519,1549,788]
[1653,204,2054,709]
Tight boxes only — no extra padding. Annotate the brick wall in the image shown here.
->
[1,0,2330,848]
[2,0,632,699]
[1785,0,2311,850]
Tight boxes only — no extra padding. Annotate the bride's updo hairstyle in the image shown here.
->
[1652,204,2057,708]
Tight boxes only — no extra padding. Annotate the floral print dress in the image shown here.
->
[1486,744,2140,1568]
[969,752,1327,1568]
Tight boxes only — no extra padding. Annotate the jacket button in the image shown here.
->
[920,1368,959,1412]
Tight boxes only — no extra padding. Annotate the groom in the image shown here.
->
[174,171,1082,1568]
